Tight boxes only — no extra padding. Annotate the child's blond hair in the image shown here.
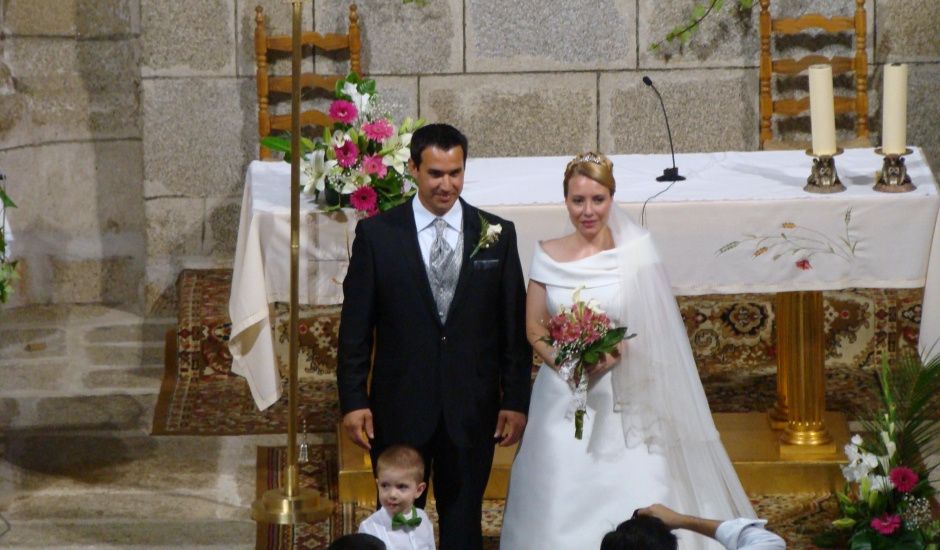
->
[376,444,425,484]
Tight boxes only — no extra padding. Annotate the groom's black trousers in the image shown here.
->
[371,414,496,550]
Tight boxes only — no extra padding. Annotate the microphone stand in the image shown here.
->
[643,76,685,182]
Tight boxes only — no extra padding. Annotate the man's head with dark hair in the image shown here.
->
[409,123,468,168]
[327,533,386,550]
[599,515,678,550]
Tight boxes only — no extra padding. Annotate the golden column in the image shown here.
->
[775,291,836,458]
[251,0,334,524]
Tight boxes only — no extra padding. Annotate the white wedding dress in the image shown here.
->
[501,209,754,550]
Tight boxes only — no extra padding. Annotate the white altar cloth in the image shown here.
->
[230,147,940,410]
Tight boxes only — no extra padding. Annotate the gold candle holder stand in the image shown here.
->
[804,148,845,194]
[251,0,333,526]
[873,147,916,193]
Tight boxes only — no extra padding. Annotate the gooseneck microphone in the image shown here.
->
[643,76,685,182]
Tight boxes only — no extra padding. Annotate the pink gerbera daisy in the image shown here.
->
[328,99,358,124]
[890,466,919,493]
[349,186,378,214]
[870,514,901,536]
[334,140,359,168]
[362,119,394,142]
[362,154,388,178]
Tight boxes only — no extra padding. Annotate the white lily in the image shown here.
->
[336,169,370,194]
[869,474,894,493]
[382,133,412,175]
[851,434,863,446]
[301,149,337,194]
[331,130,351,148]
[880,431,897,458]
[844,441,860,463]
[342,81,373,118]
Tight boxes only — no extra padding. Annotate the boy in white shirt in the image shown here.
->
[358,445,435,550]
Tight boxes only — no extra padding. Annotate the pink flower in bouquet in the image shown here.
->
[890,466,919,493]
[362,119,394,142]
[349,186,378,215]
[870,513,901,535]
[328,99,358,124]
[334,140,359,168]
[362,154,388,178]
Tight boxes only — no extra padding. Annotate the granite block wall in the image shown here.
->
[0,0,144,307]
[0,0,938,311]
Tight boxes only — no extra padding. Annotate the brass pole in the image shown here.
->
[285,0,302,499]
[251,0,333,524]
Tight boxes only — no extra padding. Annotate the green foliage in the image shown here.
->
[0,183,17,304]
[260,134,315,163]
[650,0,754,51]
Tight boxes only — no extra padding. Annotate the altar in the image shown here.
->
[229,147,940,411]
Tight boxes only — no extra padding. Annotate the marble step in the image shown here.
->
[0,519,255,548]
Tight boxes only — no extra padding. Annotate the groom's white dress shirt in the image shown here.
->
[358,506,435,550]
[413,198,462,267]
[714,518,786,549]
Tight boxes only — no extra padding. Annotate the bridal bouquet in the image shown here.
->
[261,73,423,217]
[542,287,634,439]
[815,353,940,550]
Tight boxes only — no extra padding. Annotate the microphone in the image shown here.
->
[642,76,685,182]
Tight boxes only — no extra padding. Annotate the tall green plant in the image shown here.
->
[0,180,17,304]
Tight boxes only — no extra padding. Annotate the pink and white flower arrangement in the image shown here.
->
[263,73,423,217]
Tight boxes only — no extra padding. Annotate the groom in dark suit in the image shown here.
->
[338,123,531,548]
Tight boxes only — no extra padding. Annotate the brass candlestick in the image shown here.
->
[873,147,916,193]
[804,148,845,194]
[251,0,333,525]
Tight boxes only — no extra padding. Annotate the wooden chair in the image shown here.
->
[758,0,869,150]
[254,4,362,160]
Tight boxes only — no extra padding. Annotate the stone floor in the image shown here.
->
[0,305,313,549]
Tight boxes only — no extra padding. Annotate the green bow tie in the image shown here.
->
[391,508,422,530]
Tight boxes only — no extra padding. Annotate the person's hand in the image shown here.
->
[342,408,374,451]
[494,410,527,447]
[635,503,686,531]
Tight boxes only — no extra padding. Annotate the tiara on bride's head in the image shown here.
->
[574,152,603,166]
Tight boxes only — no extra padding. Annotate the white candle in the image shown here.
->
[882,63,909,155]
[809,64,837,156]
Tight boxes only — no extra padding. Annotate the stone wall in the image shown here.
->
[0,0,143,306]
[1,0,938,312]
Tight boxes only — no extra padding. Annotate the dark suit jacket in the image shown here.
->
[337,197,531,448]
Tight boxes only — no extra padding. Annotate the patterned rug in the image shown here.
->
[154,269,923,435]
[153,270,342,435]
[256,445,841,549]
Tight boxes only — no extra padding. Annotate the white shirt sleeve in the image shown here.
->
[714,518,786,550]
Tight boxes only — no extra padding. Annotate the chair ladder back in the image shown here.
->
[255,4,362,160]
[758,0,869,149]
[255,5,271,159]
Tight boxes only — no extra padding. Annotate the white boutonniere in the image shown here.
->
[470,214,502,258]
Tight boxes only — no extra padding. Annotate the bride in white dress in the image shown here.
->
[500,153,755,550]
